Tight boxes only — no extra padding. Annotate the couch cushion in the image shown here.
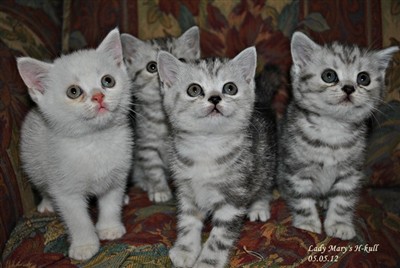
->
[2,187,399,267]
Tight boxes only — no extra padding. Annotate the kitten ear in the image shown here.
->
[121,33,146,64]
[291,31,320,66]
[177,26,201,59]
[231,47,257,84]
[157,51,182,88]
[97,28,123,67]
[17,57,52,103]
[375,46,399,70]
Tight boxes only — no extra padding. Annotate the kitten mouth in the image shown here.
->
[339,95,354,105]
[208,107,223,116]
[98,107,108,113]
[97,104,109,114]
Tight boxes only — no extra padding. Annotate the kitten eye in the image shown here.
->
[146,61,158,73]
[179,58,186,63]
[101,75,116,88]
[187,83,203,97]
[357,72,370,86]
[222,82,238,95]
[321,69,339,84]
[66,85,83,99]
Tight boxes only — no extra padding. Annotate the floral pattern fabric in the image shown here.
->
[2,187,400,267]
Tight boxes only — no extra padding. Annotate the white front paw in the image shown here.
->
[149,190,173,203]
[247,200,270,222]
[97,224,126,240]
[247,209,270,222]
[169,245,199,268]
[325,222,356,240]
[69,241,100,261]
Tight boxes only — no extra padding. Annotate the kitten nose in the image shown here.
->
[92,92,104,103]
[208,95,221,105]
[342,85,355,95]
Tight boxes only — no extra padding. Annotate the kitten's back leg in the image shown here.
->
[37,194,54,213]
[135,149,172,203]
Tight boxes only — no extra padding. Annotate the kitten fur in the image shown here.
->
[17,28,133,260]
[157,47,276,268]
[278,31,399,240]
[121,26,200,203]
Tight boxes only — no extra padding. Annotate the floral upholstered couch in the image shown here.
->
[1,1,400,267]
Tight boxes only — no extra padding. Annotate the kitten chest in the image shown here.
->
[173,134,244,209]
[293,116,365,166]
[54,126,132,193]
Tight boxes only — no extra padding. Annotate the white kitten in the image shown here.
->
[17,28,133,261]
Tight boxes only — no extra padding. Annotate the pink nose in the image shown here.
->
[92,93,104,103]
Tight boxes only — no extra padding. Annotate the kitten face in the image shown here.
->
[157,47,257,134]
[17,29,132,133]
[121,26,200,101]
[291,32,399,121]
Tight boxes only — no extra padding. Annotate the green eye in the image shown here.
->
[222,82,238,95]
[66,85,83,99]
[146,61,157,73]
[187,83,203,97]
[101,75,116,88]
[321,69,338,83]
[357,72,370,86]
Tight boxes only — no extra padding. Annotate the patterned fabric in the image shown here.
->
[1,0,400,266]
[0,0,62,254]
[2,187,400,267]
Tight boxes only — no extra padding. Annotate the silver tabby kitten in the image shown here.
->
[278,32,398,240]
[121,27,200,203]
[157,47,276,268]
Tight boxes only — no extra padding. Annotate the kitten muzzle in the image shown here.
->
[341,85,355,95]
[92,92,108,113]
[206,96,223,116]
[207,105,223,116]
[338,85,356,105]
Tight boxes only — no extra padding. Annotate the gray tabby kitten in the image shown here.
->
[121,27,200,203]
[17,29,132,260]
[278,31,399,240]
[157,47,276,268]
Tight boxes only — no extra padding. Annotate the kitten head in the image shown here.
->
[17,28,132,135]
[157,47,257,134]
[290,31,399,121]
[121,26,200,101]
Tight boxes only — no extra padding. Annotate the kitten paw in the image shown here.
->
[325,222,356,240]
[169,245,199,268]
[149,190,173,203]
[37,198,54,213]
[294,220,322,234]
[123,194,130,205]
[318,200,329,210]
[247,200,270,222]
[97,224,126,240]
[69,242,100,261]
